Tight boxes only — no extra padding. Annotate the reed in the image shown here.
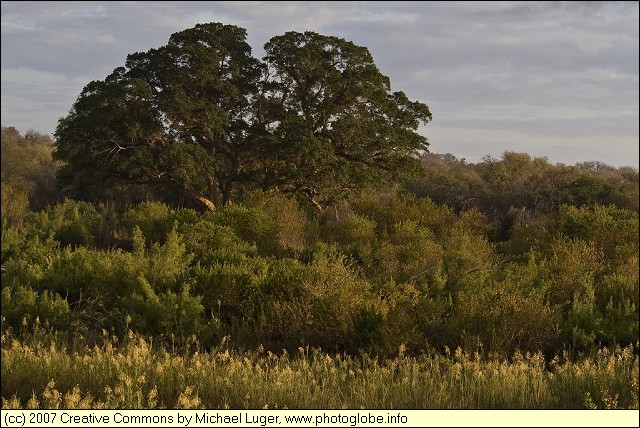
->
[2,330,637,409]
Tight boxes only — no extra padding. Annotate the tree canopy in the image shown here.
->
[54,23,431,210]
[258,31,431,209]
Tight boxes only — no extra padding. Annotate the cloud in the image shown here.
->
[0,67,92,133]
[1,1,637,167]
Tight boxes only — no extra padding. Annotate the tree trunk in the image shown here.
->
[186,188,217,211]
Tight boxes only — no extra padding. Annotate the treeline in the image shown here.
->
[2,128,638,358]
[410,152,639,236]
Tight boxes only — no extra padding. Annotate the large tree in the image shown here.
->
[54,24,431,210]
[55,23,263,210]
[259,31,431,209]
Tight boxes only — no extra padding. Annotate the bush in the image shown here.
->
[441,226,496,294]
[375,221,444,290]
[320,214,378,270]
[1,284,71,331]
[29,199,102,248]
[123,284,206,349]
[213,205,279,256]
[350,193,456,237]
[276,253,382,353]
[545,237,603,307]
[122,201,173,246]
[452,281,561,356]
[556,204,639,259]
[1,179,30,231]
[242,191,310,255]
[179,220,257,264]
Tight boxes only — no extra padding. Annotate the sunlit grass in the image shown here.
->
[2,328,637,409]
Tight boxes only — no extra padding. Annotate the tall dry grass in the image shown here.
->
[2,326,637,409]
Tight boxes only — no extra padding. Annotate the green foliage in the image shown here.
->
[408,152,639,234]
[179,220,257,264]
[1,179,30,231]
[320,213,378,270]
[375,221,444,288]
[1,127,60,210]
[273,252,382,353]
[53,24,431,211]
[1,228,60,287]
[123,284,205,346]
[556,204,639,259]
[498,212,554,257]
[212,205,279,256]
[406,153,485,212]
[545,237,603,307]
[1,156,638,359]
[441,225,497,294]
[322,214,378,247]
[1,284,71,331]
[348,193,458,238]
[54,23,263,210]
[241,191,311,255]
[453,282,561,356]
[260,31,431,208]
[122,202,173,246]
[29,199,102,248]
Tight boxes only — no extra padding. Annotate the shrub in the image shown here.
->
[1,179,30,231]
[375,221,444,290]
[29,199,102,248]
[213,205,279,256]
[242,190,310,255]
[320,214,378,270]
[179,220,257,265]
[452,281,561,356]
[122,201,173,246]
[1,284,71,331]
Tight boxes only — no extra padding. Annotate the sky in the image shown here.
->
[1,1,638,168]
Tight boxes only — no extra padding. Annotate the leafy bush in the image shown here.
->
[242,190,311,255]
[1,284,71,331]
[1,179,30,231]
[275,253,382,353]
[213,205,279,256]
[320,214,378,270]
[29,199,102,248]
[441,225,496,294]
[375,221,444,290]
[453,282,561,356]
[122,201,173,246]
[179,220,257,264]
[556,204,639,259]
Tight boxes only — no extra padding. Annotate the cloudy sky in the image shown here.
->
[2,1,638,167]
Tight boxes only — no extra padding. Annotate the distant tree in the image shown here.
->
[259,31,431,209]
[1,127,60,209]
[406,153,485,212]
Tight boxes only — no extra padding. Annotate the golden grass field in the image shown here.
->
[2,327,637,409]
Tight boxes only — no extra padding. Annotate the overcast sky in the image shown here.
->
[2,1,638,167]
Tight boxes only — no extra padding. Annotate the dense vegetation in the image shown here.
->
[2,23,638,410]
[3,126,638,356]
[2,126,638,408]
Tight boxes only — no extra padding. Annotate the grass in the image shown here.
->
[1,326,638,409]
